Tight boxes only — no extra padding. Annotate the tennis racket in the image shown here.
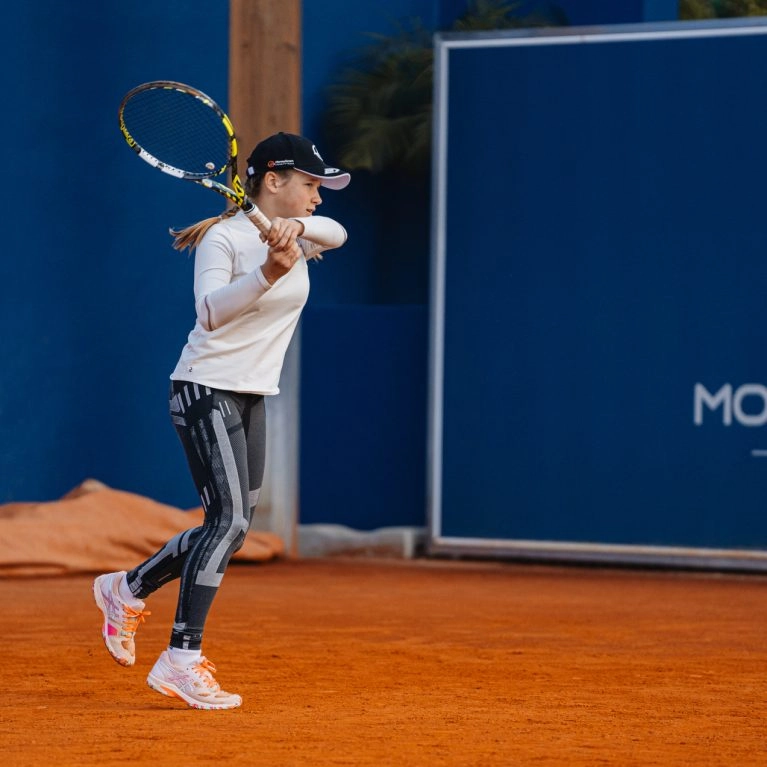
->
[118,80,271,235]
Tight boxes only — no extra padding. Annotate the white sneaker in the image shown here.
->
[147,651,242,710]
[92,571,150,667]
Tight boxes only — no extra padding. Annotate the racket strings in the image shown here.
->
[121,87,232,178]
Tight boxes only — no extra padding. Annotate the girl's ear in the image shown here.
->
[263,170,289,194]
[262,171,280,193]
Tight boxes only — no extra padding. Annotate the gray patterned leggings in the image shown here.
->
[126,380,266,650]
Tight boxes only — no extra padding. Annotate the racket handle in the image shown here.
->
[241,198,272,236]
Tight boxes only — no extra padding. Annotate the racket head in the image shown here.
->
[118,81,238,182]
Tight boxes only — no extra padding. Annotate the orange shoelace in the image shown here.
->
[120,605,150,637]
[193,658,221,690]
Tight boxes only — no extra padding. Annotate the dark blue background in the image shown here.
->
[3,1,689,542]
[437,22,767,548]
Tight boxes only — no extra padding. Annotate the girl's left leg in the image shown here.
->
[165,383,266,651]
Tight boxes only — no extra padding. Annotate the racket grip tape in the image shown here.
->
[241,199,272,235]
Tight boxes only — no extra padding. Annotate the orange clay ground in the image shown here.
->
[1,557,765,766]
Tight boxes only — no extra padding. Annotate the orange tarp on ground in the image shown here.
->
[0,479,283,577]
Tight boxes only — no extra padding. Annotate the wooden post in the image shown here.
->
[229,0,302,159]
[229,0,302,559]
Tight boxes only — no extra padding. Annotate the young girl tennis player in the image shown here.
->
[93,132,350,710]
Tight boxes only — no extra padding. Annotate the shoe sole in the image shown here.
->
[147,673,242,711]
[92,577,133,668]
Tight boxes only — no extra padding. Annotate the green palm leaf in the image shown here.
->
[323,2,568,176]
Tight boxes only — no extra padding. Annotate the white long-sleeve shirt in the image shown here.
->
[170,210,347,394]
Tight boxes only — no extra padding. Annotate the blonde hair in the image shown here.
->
[170,170,288,253]
[169,208,236,252]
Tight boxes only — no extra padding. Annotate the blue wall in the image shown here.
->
[299,0,679,307]
[3,1,678,533]
[3,1,229,506]
[432,19,767,554]
[299,305,428,529]
[297,0,678,529]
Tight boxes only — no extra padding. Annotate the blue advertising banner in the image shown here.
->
[429,19,767,570]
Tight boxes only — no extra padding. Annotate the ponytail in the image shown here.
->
[169,208,238,253]
[169,169,289,254]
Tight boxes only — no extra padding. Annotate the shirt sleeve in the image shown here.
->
[293,215,348,261]
[192,226,271,332]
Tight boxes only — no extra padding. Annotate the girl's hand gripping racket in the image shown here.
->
[118,80,271,235]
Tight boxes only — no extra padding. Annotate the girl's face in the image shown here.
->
[272,171,323,218]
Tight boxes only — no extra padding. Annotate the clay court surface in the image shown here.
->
[2,557,766,766]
